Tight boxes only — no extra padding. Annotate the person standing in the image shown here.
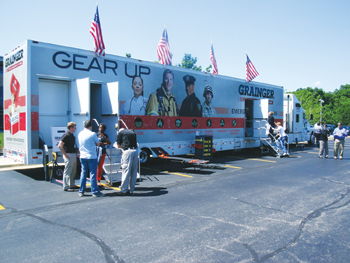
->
[179,75,202,117]
[267,111,276,141]
[58,122,78,192]
[116,128,138,196]
[96,123,111,186]
[273,122,289,156]
[78,120,104,197]
[319,124,330,158]
[333,122,348,160]
[313,122,322,146]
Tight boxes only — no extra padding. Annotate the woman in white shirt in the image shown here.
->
[121,76,148,115]
[273,122,289,156]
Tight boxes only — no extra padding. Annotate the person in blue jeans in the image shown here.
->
[273,122,289,156]
[78,120,105,197]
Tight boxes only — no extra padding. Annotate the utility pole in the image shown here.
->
[319,99,324,124]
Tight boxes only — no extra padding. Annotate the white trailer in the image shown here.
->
[283,94,313,144]
[3,40,286,164]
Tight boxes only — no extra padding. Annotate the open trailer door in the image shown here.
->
[253,99,269,137]
[102,82,119,116]
[99,81,119,134]
[70,78,90,133]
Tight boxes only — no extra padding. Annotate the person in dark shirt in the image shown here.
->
[179,75,202,117]
[267,111,276,141]
[116,128,138,195]
[58,122,77,192]
[319,124,330,158]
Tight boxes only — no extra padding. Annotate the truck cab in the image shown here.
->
[283,94,313,144]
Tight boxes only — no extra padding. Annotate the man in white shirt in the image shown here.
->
[273,122,289,156]
[78,120,104,197]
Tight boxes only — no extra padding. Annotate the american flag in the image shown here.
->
[157,28,172,65]
[246,54,259,82]
[210,44,218,74]
[90,6,105,56]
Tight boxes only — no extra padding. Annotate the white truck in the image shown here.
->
[3,40,308,165]
[283,93,313,145]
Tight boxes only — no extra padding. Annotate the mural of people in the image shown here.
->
[146,69,178,116]
[120,76,148,115]
[179,75,202,117]
[202,84,216,117]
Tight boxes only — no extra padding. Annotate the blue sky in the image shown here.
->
[1,0,349,93]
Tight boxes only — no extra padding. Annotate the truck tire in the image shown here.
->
[139,148,151,164]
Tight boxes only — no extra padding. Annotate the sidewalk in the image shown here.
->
[0,156,26,169]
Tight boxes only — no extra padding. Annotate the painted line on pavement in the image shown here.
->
[232,156,276,163]
[287,155,301,158]
[247,158,276,163]
[143,167,193,178]
[163,171,193,177]
[101,183,121,190]
[223,165,242,169]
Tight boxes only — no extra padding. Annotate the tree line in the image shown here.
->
[289,85,350,126]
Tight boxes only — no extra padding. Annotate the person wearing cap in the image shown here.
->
[179,75,202,117]
[146,69,178,116]
[273,122,289,156]
[202,85,216,117]
[333,122,348,160]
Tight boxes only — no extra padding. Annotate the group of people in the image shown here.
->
[317,122,348,159]
[58,121,138,197]
[267,113,348,159]
[120,69,217,118]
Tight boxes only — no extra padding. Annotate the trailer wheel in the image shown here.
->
[139,148,151,164]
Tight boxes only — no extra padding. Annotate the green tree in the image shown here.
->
[205,64,212,73]
[126,53,131,58]
[333,84,350,125]
[177,54,202,71]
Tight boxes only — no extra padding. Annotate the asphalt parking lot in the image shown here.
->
[1,139,350,263]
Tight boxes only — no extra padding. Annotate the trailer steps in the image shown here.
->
[261,138,283,158]
[103,146,141,186]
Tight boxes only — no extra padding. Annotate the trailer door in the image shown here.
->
[70,78,90,135]
[38,79,69,146]
[99,82,119,132]
[103,82,119,116]
[254,99,269,119]
[253,99,269,137]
